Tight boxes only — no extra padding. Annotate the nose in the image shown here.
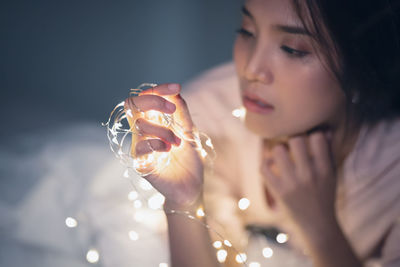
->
[243,44,274,84]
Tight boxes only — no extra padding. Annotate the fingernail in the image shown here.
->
[168,83,180,91]
[165,101,176,112]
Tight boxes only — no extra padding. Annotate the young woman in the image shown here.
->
[125,0,400,266]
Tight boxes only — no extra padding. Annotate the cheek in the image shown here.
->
[281,69,346,126]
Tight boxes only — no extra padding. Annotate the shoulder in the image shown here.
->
[351,118,400,178]
[339,118,400,259]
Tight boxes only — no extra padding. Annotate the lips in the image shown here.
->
[242,93,274,114]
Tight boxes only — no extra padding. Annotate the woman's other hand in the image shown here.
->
[261,132,337,240]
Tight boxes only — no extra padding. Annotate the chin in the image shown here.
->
[244,114,304,141]
[244,117,280,139]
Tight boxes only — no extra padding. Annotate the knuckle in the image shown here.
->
[135,142,147,155]
[153,140,166,150]
[149,96,163,109]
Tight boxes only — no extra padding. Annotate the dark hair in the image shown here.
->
[292,0,400,125]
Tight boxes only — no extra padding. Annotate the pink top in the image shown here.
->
[183,62,400,266]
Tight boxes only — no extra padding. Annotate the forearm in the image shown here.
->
[302,216,362,267]
[165,201,220,267]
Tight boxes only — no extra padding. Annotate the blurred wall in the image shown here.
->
[1,0,242,137]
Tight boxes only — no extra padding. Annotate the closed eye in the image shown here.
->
[280,45,309,58]
[236,28,254,38]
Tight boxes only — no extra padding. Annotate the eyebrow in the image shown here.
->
[241,6,253,19]
[272,24,311,36]
[241,5,311,36]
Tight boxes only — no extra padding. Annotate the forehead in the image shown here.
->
[244,0,302,26]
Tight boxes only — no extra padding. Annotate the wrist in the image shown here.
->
[297,213,339,247]
[163,193,204,215]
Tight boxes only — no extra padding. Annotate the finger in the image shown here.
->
[125,94,176,114]
[139,83,181,96]
[289,136,313,181]
[260,159,282,192]
[136,118,181,146]
[135,139,171,157]
[272,144,295,179]
[309,132,334,178]
[167,94,195,135]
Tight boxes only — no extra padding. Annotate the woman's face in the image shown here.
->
[234,0,346,139]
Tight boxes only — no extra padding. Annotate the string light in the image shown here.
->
[133,199,142,209]
[217,249,228,263]
[213,241,222,249]
[148,193,165,210]
[238,198,250,210]
[196,207,205,218]
[224,239,233,247]
[65,217,78,228]
[86,249,100,263]
[262,247,274,258]
[236,253,247,263]
[128,231,139,241]
[159,263,168,267]
[128,191,139,201]
[103,83,215,177]
[276,233,289,244]
[232,107,246,119]
[249,262,261,267]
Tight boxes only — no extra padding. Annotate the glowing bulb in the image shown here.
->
[133,200,142,209]
[238,198,250,210]
[148,193,165,210]
[123,169,130,178]
[146,110,163,122]
[249,262,261,267]
[213,241,222,249]
[276,233,289,244]
[128,231,139,241]
[65,217,78,228]
[86,249,100,263]
[232,107,246,118]
[159,263,168,267]
[262,247,273,258]
[205,138,213,149]
[217,249,227,263]
[128,191,138,201]
[223,240,232,247]
[235,253,247,263]
[196,207,205,217]
[200,149,208,158]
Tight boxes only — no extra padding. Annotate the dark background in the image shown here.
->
[1,0,242,140]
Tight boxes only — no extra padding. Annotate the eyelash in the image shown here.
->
[235,28,310,58]
[280,45,310,58]
[236,28,253,38]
